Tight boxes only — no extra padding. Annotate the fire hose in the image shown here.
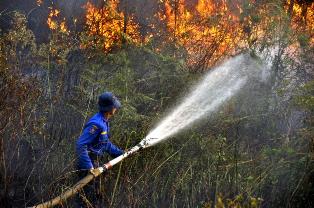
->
[30,142,146,208]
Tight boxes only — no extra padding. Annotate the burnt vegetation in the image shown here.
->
[0,0,313,207]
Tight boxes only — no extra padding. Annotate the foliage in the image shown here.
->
[295,80,314,111]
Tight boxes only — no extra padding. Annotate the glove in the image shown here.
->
[89,168,100,177]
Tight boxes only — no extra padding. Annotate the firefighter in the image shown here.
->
[75,91,124,207]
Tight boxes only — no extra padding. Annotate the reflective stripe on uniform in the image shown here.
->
[101,131,107,135]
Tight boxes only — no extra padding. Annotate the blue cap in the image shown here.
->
[98,92,121,113]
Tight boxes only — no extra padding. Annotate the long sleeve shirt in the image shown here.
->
[76,112,124,169]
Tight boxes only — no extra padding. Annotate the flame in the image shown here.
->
[80,0,313,65]
[162,0,243,68]
[47,8,69,34]
[160,0,313,69]
[196,0,215,16]
[164,0,193,41]
[60,20,68,33]
[47,8,59,30]
[290,2,314,45]
[84,0,140,52]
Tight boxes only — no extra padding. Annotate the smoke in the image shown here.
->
[140,54,270,147]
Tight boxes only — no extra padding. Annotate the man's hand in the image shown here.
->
[89,168,100,177]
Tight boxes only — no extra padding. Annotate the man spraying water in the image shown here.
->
[76,92,124,174]
[76,92,124,207]
[30,54,268,208]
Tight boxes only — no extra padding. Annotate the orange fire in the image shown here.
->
[161,0,313,69]
[163,0,244,68]
[164,0,193,42]
[290,2,314,45]
[84,0,140,52]
[81,0,313,66]
[47,8,68,34]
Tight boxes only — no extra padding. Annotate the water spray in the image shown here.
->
[31,54,268,208]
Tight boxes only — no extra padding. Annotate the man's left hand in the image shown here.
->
[89,168,100,177]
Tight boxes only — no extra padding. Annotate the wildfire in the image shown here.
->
[196,0,215,16]
[164,0,193,41]
[47,8,69,34]
[161,0,313,69]
[290,2,314,45]
[162,0,244,68]
[81,0,313,67]
[84,0,140,52]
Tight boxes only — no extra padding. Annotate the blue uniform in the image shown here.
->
[76,112,124,170]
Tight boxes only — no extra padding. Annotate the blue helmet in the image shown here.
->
[98,92,121,113]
